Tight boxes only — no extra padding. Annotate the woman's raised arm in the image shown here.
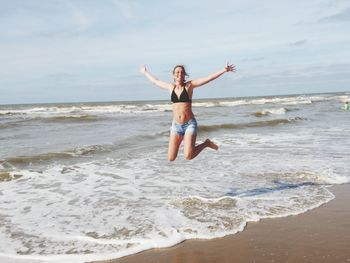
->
[190,63,236,88]
[140,65,173,91]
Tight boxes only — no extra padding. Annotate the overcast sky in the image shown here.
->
[1,0,349,104]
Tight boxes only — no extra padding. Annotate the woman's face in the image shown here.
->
[173,67,185,83]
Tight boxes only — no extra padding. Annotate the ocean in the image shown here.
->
[0,92,349,262]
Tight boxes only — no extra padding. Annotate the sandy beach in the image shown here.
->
[92,183,350,263]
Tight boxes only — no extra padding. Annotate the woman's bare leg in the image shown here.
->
[183,132,218,160]
[168,133,183,161]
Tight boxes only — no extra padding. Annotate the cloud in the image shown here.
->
[319,7,350,23]
[290,40,308,46]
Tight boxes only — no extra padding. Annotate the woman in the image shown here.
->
[140,63,236,161]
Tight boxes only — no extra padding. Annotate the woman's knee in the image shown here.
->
[168,153,177,161]
[184,151,194,160]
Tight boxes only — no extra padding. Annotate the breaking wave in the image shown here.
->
[253,107,290,117]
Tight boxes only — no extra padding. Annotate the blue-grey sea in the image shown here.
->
[0,92,349,262]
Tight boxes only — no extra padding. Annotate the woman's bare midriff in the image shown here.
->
[172,102,194,124]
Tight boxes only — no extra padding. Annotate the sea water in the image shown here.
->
[0,92,349,262]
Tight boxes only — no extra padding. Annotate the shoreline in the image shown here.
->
[1,90,348,107]
[92,183,350,263]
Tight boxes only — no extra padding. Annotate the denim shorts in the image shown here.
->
[170,118,197,136]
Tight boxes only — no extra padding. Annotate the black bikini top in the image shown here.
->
[171,86,192,103]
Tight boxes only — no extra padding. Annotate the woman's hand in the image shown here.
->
[225,62,236,73]
[140,65,147,74]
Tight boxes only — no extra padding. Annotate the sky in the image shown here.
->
[0,0,349,104]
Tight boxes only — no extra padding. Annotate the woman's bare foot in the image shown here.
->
[205,139,219,150]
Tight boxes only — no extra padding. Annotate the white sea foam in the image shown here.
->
[192,102,219,107]
[0,103,173,119]
[0,147,346,262]
[219,96,314,107]
[256,107,287,116]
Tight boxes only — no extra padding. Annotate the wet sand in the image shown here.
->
[92,184,350,263]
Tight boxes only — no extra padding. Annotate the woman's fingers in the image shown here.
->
[225,62,236,72]
[140,64,147,74]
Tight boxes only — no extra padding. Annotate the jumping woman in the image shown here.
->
[140,63,236,161]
